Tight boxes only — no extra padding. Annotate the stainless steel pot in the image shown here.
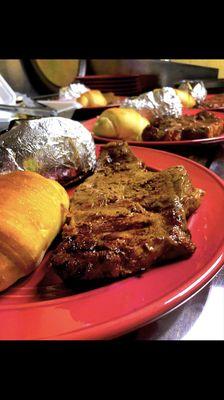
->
[0,60,87,96]
[0,60,38,96]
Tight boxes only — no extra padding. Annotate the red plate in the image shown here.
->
[85,111,224,147]
[0,146,224,340]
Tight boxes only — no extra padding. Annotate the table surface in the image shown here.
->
[112,142,224,341]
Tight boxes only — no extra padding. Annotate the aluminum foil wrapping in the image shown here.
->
[59,83,89,101]
[178,80,207,104]
[0,117,96,186]
[121,87,182,117]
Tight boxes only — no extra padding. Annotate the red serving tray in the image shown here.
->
[0,146,224,340]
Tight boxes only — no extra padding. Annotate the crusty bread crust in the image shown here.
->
[0,171,69,292]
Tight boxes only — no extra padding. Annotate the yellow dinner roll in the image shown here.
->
[93,107,150,141]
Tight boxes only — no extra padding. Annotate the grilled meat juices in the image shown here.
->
[51,142,204,283]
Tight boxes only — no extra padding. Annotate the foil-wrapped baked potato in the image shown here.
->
[178,80,207,104]
[0,117,96,186]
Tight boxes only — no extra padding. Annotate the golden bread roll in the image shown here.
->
[103,92,118,104]
[175,89,196,108]
[0,171,69,292]
[93,107,150,141]
[77,90,107,107]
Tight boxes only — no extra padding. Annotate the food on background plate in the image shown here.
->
[0,117,96,186]
[77,90,108,107]
[59,83,121,108]
[174,89,196,108]
[0,171,69,292]
[200,93,224,110]
[121,87,183,118]
[93,107,150,140]
[142,111,224,141]
[92,107,224,142]
[51,142,204,283]
[76,90,121,108]
[136,108,156,121]
[103,92,120,105]
[177,80,207,104]
[59,83,89,101]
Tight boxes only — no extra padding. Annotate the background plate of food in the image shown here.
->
[84,108,224,147]
[199,93,224,112]
[37,89,126,120]
[72,91,125,120]
[0,142,224,340]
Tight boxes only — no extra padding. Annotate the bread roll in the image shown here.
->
[0,171,69,292]
[175,89,196,108]
[103,92,118,104]
[77,90,107,107]
[93,107,150,141]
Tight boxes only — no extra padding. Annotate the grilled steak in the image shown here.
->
[142,111,224,141]
[201,94,224,110]
[51,142,204,282]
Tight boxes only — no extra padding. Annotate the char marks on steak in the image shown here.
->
[142,111,224,141]
[51,142,204,282]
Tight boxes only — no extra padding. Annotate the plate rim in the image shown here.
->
[51,263,223,340]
